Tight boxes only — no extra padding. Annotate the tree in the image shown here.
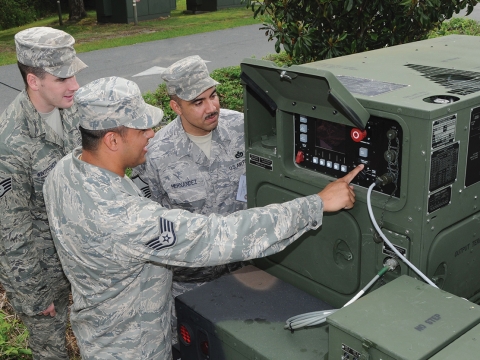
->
[246,0,480,64]
[68,0,86,22]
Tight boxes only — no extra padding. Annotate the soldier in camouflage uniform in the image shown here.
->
[132,55,247,344]
[43,76,363,360]
[0,27,87,359]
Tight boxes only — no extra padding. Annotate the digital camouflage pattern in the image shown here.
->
[0,90,81,359]
[134,109,247,282]
[161,55,219,101]
[75,76,163,131]
[15,27,87,78]
[133,109,247,343]
[44,147,323,360]
[18,287,70,360]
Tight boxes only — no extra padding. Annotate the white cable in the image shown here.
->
[285,267,388,330]
[367,182,438,288]
[285,181,438,331]
[343,274,380,307]
[284,309,338,330]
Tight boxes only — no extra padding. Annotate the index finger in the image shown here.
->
[341,164,364,184]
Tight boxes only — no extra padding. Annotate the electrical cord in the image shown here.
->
[284,265,393,331]
[367,181,438,288]
[284,176,438,332]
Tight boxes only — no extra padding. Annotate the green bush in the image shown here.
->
[429,17,480,38]
[0,0,60,30]
[246,0,479,64]
[143,87,176,127]
[0,0,37,30]
[211,66,244,113]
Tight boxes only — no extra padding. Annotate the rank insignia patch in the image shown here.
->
[0,178,12,199]
[131,175,151,198]
[145,217,177,250]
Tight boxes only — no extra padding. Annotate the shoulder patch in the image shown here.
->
[131,175,151,198]
[0,178,12,198]
[145,217,177,251]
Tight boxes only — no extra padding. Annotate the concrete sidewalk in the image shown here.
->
[0,24,272,113]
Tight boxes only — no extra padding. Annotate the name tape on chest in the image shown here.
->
[36,161,57,179]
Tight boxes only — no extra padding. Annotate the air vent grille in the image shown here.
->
[406,64,480,96]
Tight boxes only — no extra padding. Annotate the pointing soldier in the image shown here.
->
[132,56,247,346]
[43,76,363,360]
[0,27,87,359]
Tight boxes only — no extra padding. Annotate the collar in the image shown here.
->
[21,90,77,147]
[73,147,142,197]
[172,113,231,164]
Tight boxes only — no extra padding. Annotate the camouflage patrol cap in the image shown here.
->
[15,27,87,78]
[161,55,219,101]
[75,77,163,131]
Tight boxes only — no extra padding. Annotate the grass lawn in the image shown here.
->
[0,0,262,66]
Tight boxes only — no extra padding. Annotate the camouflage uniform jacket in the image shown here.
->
[137,109,247,282]
[43,147,323,360]
[0,90,79,316]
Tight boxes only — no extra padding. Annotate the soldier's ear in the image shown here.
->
[103,132,119,151]
[26,73,40,91]
[170,99,182,116]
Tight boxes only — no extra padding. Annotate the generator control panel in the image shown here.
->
[294,114,402,197]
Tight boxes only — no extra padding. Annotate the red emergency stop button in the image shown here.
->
[351,128,367,142]
[295,151,305,164]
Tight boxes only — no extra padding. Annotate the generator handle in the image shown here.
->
[328,89,365,131]
[240,72,278,112]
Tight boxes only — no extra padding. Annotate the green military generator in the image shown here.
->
[176,35,480,359]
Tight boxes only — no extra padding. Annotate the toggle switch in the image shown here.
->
[295,151,305,164]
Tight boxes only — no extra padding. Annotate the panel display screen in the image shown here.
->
[315,120,346,154]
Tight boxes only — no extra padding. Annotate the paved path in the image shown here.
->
[0,6,479,113]
[0,24,271,112]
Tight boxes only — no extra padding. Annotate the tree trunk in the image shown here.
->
[68,0,87,22]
